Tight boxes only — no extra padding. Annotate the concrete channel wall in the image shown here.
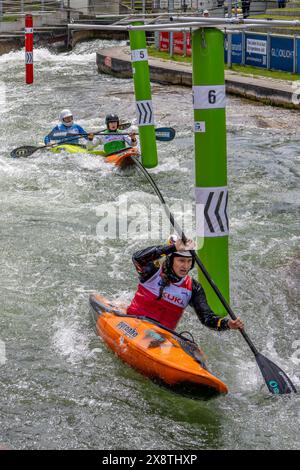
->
[96,46,300,109]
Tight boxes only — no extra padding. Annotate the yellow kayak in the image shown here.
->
[50,144,105,156]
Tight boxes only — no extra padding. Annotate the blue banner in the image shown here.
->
[270,37,294,72]
[231,33,243,65]
[223,33,299,74]
[270,36,294,73]
[224,33,243,65]
[297,39,300,74]
[245,34,267,68]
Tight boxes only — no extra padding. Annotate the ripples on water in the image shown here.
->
[0,40,299,450]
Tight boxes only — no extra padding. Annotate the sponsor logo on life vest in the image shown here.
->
[117,321,138,339]
[162,292,184,305]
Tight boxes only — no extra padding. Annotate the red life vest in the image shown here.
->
[127,267,193,329]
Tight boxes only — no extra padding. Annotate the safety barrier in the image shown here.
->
[158,31,300,74]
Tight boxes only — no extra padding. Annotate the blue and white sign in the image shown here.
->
[223,32,298,75]
[224,33,242,64]
[270,36,294,73]
[245,34,267,68]
[231,33,243,65]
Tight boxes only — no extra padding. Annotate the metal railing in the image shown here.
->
[0,1,67,19]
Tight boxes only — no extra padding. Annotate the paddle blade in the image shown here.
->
[10,145,39,158]
[119,122,131,130]
[155,127,176,142]
[256,353,297,395]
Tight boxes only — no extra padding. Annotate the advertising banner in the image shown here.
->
[245,34,267,68]
[159,32,169,52]
[225,33,243,64]
[160,31,299,75]
[270,36,294,72]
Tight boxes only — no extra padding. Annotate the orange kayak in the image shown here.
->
[89,294,228,397]
[104,147,139,169]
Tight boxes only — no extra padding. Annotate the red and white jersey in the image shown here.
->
[127,267,193,329]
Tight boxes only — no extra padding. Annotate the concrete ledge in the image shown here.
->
[225,75,297,108]
[96,46,300,109]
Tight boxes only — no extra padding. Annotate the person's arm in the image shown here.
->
[124,133,137,147]
[132,244,177,282]
[190,279,230,331]
[190,278,244,330]
[86,134,102,150]
[44,134,51,145]
[44,126,59,145]
[76,126,89,144]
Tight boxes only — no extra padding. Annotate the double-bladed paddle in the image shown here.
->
[129,155,297,395]
[10,126,176,159]
[9,122,132,159]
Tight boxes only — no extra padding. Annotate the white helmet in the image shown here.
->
[60,109,73,127]
[167,234,193,258]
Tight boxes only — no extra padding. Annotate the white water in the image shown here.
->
[0,40,299,450]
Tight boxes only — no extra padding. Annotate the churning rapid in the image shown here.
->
[0,40,299,450]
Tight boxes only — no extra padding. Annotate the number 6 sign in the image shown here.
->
[193,85,226,109]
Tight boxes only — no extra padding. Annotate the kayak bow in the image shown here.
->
[90,294,228,398]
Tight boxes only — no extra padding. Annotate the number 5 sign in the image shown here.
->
[193,85,226,109]
[131,49,148,63]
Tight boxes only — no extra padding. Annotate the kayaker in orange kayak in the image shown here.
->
[127,235,244,331]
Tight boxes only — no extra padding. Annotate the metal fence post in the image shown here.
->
[0,1,3,21]
[267,33,271,70]
[293,35,297,74]
[227,31,232,69]
[169,31,174,58]
[228,0,232,18]
[21,0,24,14]
[183,31,187,57]
[154,31,160,50]
[242,31,245,66]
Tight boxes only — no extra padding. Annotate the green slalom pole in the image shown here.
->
[192,28,229,316]
[129,23,158,168]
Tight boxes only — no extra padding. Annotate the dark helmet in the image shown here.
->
[105,114,119,126]
[165,234,195,272]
